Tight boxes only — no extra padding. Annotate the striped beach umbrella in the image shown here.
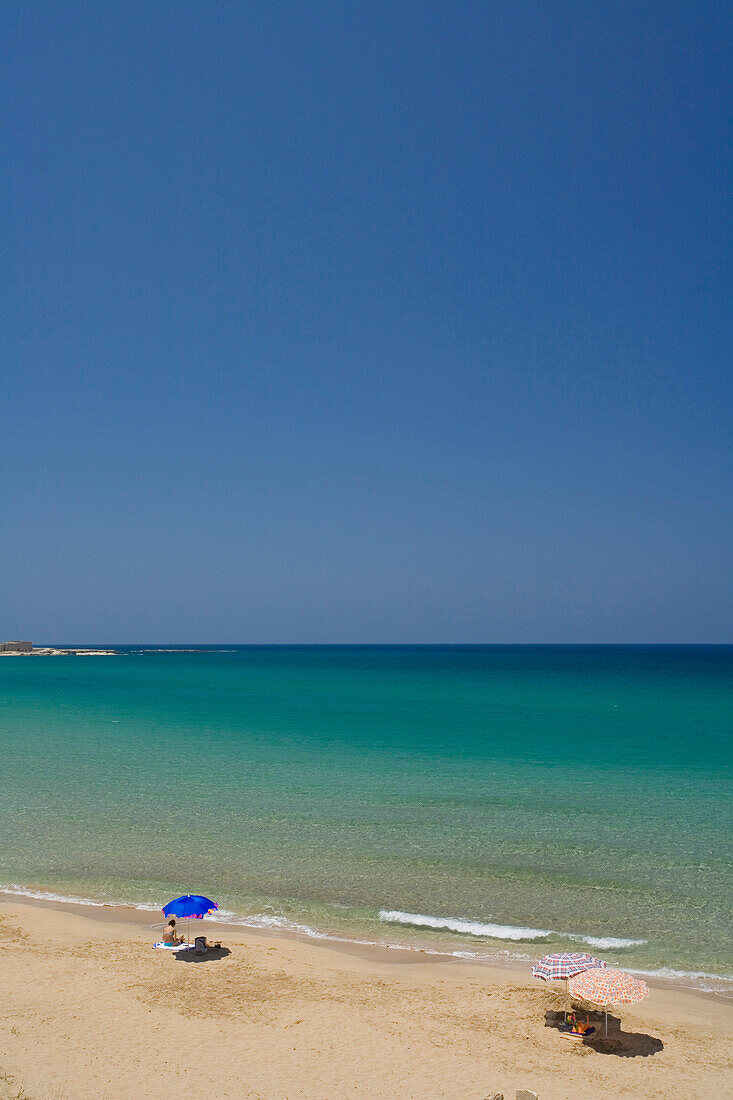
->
[569,967,649,1036]
[532,952,607,1020]
[532,953,606,982]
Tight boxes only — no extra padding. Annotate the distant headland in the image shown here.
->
[0,640,117,656]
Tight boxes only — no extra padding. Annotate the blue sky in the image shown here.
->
[2,2,730,642]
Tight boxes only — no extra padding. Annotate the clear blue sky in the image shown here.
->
[2,2,731,643]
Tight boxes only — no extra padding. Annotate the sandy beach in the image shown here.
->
[0,899,730,1099]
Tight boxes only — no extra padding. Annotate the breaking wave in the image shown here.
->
[378,910,646,948]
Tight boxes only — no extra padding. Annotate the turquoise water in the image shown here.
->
[1,646,731,991]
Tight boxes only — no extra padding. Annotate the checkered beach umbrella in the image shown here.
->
[568,967,649,1035]
[532,953,607,1022]
[532,953,606,982]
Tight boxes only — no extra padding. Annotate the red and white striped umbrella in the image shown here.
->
[532,952,607,1021]
[532,952,606,982]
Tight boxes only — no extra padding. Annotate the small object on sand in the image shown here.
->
[516,1091,539,1100]
[558,1012,594,1039]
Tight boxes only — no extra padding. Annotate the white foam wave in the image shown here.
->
[577,934,647,949]
[379,910,553,941]
[629,966,733,989]
[218,912,340,940]
[378,910,647,948]
[201,907,237,923]
[0,884,160,911]
[234,914,505,959]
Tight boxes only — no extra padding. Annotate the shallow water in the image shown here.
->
[1,645,731,992]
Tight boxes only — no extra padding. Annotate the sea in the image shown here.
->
[1,645,731,995]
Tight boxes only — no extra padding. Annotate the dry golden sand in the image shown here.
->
[0,901,731,1099]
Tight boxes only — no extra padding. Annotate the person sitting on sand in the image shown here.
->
[162,918,184,946]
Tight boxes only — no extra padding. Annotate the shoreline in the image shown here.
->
[0,896,730,1099]
[2,886,728,1004]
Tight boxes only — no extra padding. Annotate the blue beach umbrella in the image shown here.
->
[163,894,219,919]
[162,894,219,941]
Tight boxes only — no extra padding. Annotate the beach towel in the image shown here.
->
[152,941,195,951]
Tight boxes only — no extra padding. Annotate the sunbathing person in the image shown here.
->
[162,918,185,946]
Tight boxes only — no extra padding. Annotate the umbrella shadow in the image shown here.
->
[544,1009,663,1058]
[173,946,232,964]
[583,1030,664,1057]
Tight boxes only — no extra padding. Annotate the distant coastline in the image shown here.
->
[0,645,117,656]
[0,639,219,655]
